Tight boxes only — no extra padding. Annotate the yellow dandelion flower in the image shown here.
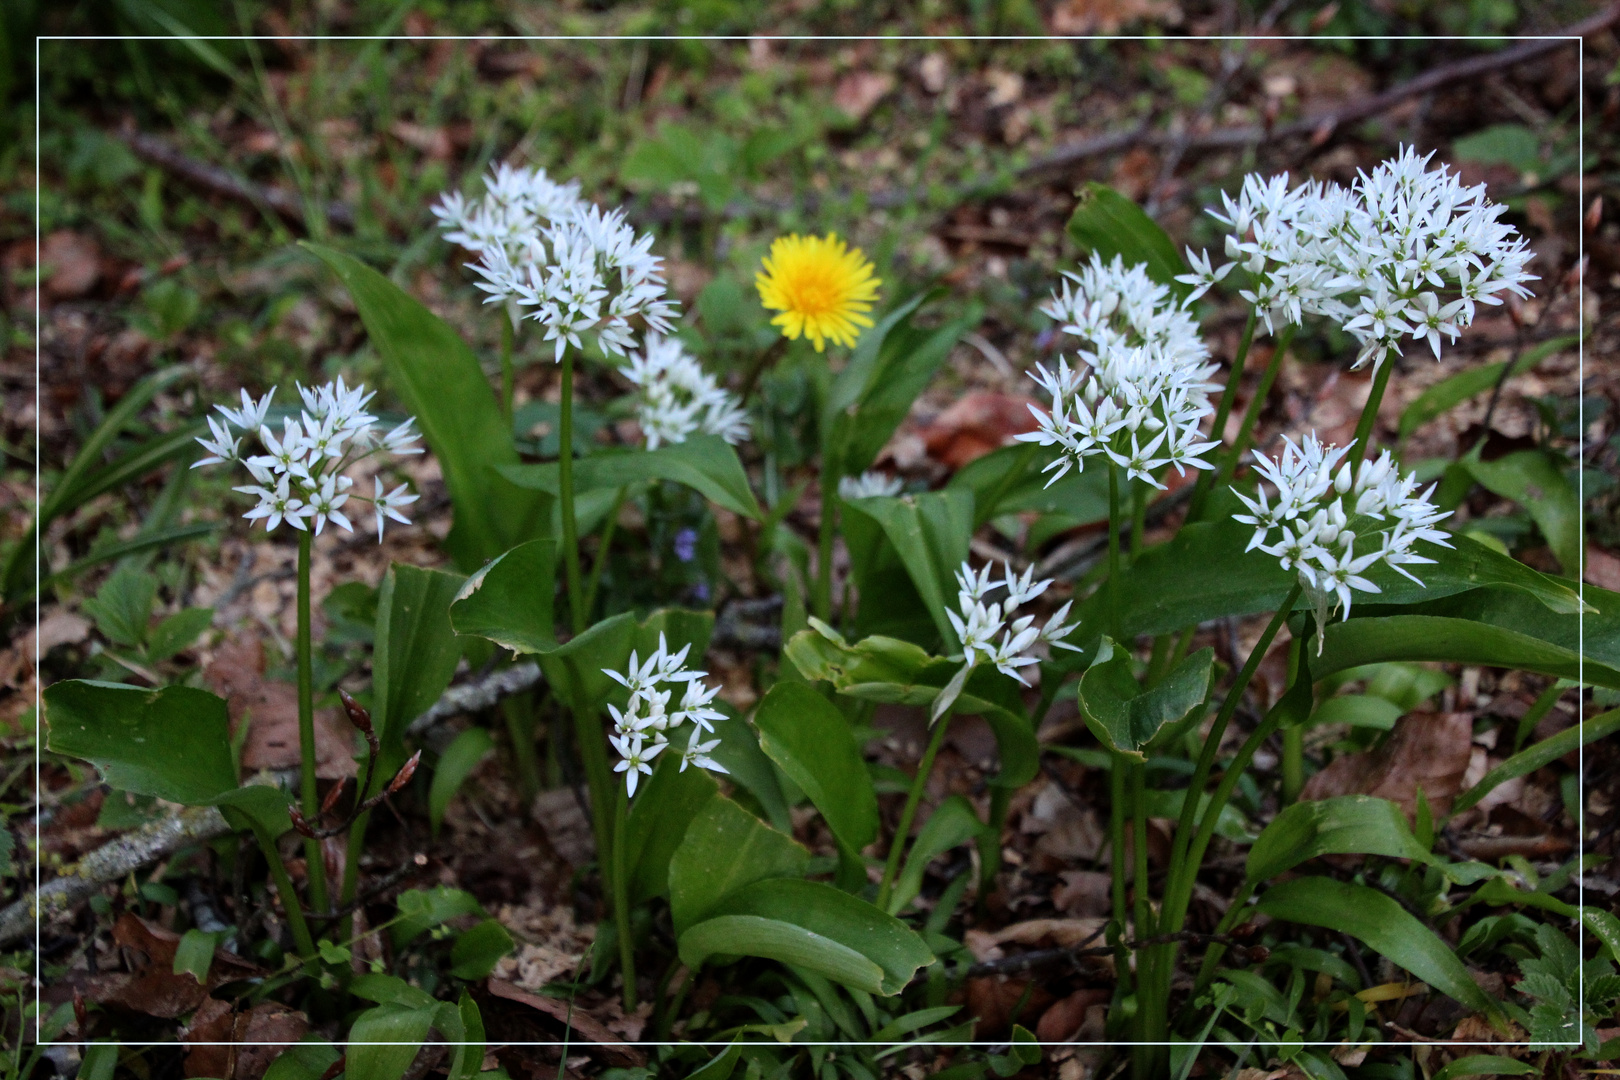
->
[755,233,882,352]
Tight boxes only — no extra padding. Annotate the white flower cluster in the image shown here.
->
[934,561,1080,721]
[1017,255,1220,489]
[433,163,677,362]
[1180,146,1536,370]
[193,380,421,542]
[603,634,728,796]
[621,334,750,450]
[837,470,903,500]
[1232,434,1453,646]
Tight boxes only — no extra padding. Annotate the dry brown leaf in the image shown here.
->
[184,999,308,1080]
[1051,870,1112,918]
[43,230,102,299]
[1587,545,1620,592]
[1300,711,1473,820]
[85,914,264,1019]
[204,636,357,780]
[833,72,895,123]
[1049,0,1181,34]
[920,392,1043,469]
[1035,987,1110,1041]
[965,917,1108,961]
[486,977,644,1067]
[964,975,1056,1040]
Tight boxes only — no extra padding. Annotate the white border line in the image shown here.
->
[30,29,1590,1053]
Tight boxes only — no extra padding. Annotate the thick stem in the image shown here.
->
[573,698,616,886]
[1129,761,1152,939]
[612,783,636,1012]
[295,530,329,915]
[1280,724,1304,805]
[337,808,370,944]
[1217,324,1294,490]
[558,351,586,636]
[252,824,316,966]
[1129,479,1148,562]
[978,785,1011,901]
[1189,307,1258,519]
[876,714,952,911]
[583,486,627,621]
[499,311,515,429]
[1108,759,1133,995]
[1107,462,1123,640]
[813,479,837,622]
[1348,356,1395,483]
[503,694,542,806]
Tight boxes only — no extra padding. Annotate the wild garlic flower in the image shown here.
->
[434,164,677,362]
[838,471,904,500]
[1183,147,1536,370]
[602,634,728,796]
[933,560,1080,722]
[1233,433,1453,649]
[193,379,422,541]
[621,334,750,450]
[1017,256,1220,488]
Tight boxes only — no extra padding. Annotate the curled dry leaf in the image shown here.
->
[204,636,357,780]
[964,975,1055,1041]
[1035,986,1111,1042]
[1300,711,1473,821]
[81,914,263,1019]
[184,998,308,1080]
[964,916,1109,962]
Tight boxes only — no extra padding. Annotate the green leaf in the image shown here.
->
[1460,449,1581,576]
[146,607,214,663]
[682,878,934,995]
[754,682,879,858]
[1256,876,1504,1024]
[1064,182,1190,300]
[685,1042,743,1080]
[76,1044,117,1080]
[888,795,990,915]
[372,564,467,778]
[842,490,975,650]
[82,565,156,648]
[449,918,515,980]
[449,538,557,654]
[303,242,545,568]
[428,727,495,838]
[1398,336,1573,442]
[349,972,437,1008]
[1431,1056,1536,1080]
[1452,124,1543,171]
[500,435,761,520]
[27,523,219,606]
[821,293,928,471]
[1076,638,1214,761]
[668,793,809,938]
[1246,796,1435,884]
[706,712,791,833]
[442,993,485,1080]
[1453,708,1620,815]
[260,1040,339,1080]
[45,681,233,804]
[1305,695,1403,731]
[623,753,721,906]
[785,627,1040,788]
[391,886,485,950]
[346,1004,438,1080]
[172,928,220,984]
[947,443,1110,530]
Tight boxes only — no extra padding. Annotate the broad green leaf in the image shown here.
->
[947,443,1110,529]
[684,878,934,995]
[1305,695,1403,731]
[1452,708,1620,815]
[349,972,438,1008]
[706,712,791,833]
[1460,448,1581,576]
[842,490,975,650]
[669,793,809,938]
[172,928,220,984]
[1076,638,1214,761]
[448,918,515,980]
[146,606,214,663]
[821,293,929,471]
[500,434,761,520]
[428,727,495,838]
[76,1044,117,1080]
[260,1040,339,1080]
[82,565,156,648]
[1432,1055,1536,1080]
[391,886,485,950]
[686,1042,743,1080]
[303,242,545,568]
[1065,182,1189,300]
[449,539,557,654]
[785,626,1040,788]
[346,1004,437,1080]
[623,753,721,906]
[441,993,485,1080]
[372,564,466,780]
[841,495,938,646]
[1398,336,1574,442]
[1256,876,1504,1024]
[888,795,990,915]
[1247,795,1435,884]
[754,682,879,858]
[1452,124,1542,171]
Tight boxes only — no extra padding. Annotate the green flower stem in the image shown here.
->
[503,693,542,806]
[1108,757,1132,994]
[559,351,586,636]
[499,311,515,429]
[337,808,371,943]
[1107,462,1123,640]
[1190,879,1258,994]
[1144,633,1173,687]
[1189,307,1258,519]
[1216,324,1295,490]
[978,784,1011,901]
[813,479,837,622]
[1129,479,1148,562]
[295,529,329,916]
[573,700,616,890]
[1159,590,1303,942]
[876,711,952,912]
[583,486,627,622]
[612,782,636,1012]
[1159,582,1296,945]
[1280,724,1305,804]
[1129,761,1152,939]
[250,822,317,967]
[1348,356,1395,483]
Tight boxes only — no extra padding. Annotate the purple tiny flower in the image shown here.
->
[673,527,698,563]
